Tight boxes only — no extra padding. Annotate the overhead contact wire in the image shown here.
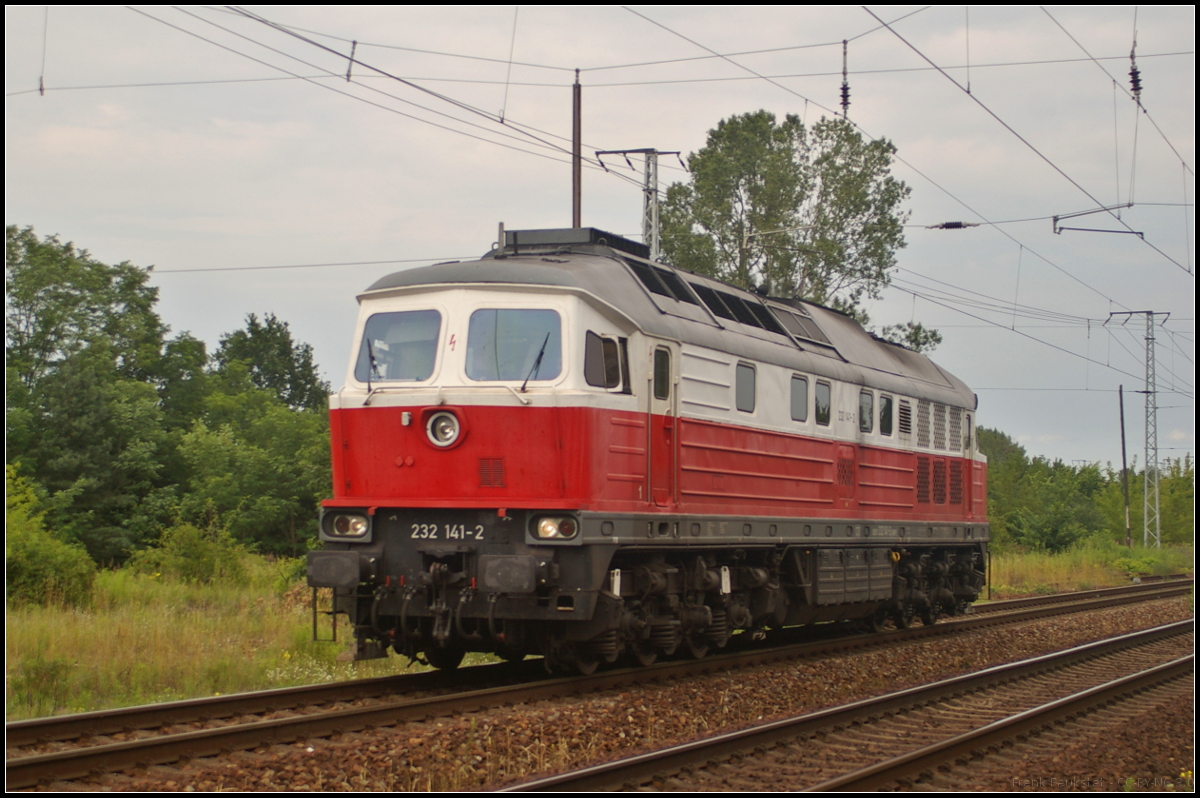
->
[623,5,1131,310]
[864,6,1193,276]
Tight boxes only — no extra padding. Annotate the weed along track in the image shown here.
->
[5,586,1191,791]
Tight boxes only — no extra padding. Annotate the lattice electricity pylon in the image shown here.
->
[594,148,681,262]
[1107,311,1169,548]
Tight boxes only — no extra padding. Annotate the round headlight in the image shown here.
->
[535,517,578,540]
[331,514,369,537]
[427,411,460,447]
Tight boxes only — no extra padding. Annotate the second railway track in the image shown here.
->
[504,620,1194,791]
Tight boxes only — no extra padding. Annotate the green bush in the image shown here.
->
[126,522,247,584]
[5,467,97,607]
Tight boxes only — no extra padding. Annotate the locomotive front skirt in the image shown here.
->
[308,227,989,673]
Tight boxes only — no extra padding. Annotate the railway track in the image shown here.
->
[502,620,1194,791]
[6,580,1191,790]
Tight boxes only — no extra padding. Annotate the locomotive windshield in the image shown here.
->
[466,308,561,382]
[355,309,441,382]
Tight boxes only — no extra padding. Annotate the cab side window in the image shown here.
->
[815,382,831,426]
[791,376,808,422]
[859,390,874,433]
[653,348,670,400]
[584,331,621,389]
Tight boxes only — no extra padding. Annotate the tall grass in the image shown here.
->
[9,541,1190,719]
[988,537,1193,598]
[5,562,418,721]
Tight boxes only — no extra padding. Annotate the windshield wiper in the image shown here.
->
[363,337,381,405]
[520,333,551,393]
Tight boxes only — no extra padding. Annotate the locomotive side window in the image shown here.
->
[736,363,756,413]
[859,390,874,433]
[653,348,671,400]
[584,331,621,389]
[466,309,561,382]
[880,395,894,436]
[356,309,441,383]
[815,381,831,426]
[619,338,632,395]
[791,376,808,422]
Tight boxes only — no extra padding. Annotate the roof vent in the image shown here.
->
[503,227,649,259]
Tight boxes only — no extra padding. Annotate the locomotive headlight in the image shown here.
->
[535,516,578,540]
[326,513,370,538]
[426,411,461,448]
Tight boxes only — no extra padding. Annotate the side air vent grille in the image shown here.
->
[479,458,506,488]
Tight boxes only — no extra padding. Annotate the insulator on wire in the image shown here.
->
[841,39,850,118]
[1129,40,1142,102]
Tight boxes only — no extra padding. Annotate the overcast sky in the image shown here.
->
[6,5,1195,467]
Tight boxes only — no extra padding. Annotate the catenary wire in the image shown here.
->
[130,6,638,185]
[1040,6,1194,177]
[888,283,1188,394]
[152,256,476,274]
[218,6,646,189]
[864,6,1193,276]
[620,6,1135,311]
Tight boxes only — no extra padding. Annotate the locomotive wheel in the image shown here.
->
[920,606,937,626]
[893,601,915,629]
[424,645,466,671]
[868,606,890,633]
[682,634,709,660]
[575,652,601,676]
[630,642,657,668]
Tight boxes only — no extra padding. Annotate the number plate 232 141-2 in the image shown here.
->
[409,522,485,541]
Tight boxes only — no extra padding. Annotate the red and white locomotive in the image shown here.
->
[308,227,989,672]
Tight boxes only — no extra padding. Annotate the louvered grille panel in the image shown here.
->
[917,400,931,448]
[933,403,946,450]
[478,458,506,487]
[899,400,912,437]
[916,456,931,503]
[837,457,855,487]
[949,407,963,451]
[933,459,947,504]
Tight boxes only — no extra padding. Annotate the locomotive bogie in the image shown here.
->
[308,228,990,671]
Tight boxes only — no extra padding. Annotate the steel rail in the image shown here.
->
[499,620,1193,791]
[806,655,1194,791]
[8,578,1187,748]
[6,582,1190,789]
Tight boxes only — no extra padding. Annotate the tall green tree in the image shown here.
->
[6,225,165,389]
[214,313,330,411]
[660,112,912,323]
[178,363,330,555]
[6,227,177,561]
[17,345,172,562]
[6,226,334,560]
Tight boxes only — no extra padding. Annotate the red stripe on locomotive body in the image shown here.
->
[326,403,986,523]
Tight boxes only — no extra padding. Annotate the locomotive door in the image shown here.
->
[647,341,679,507]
